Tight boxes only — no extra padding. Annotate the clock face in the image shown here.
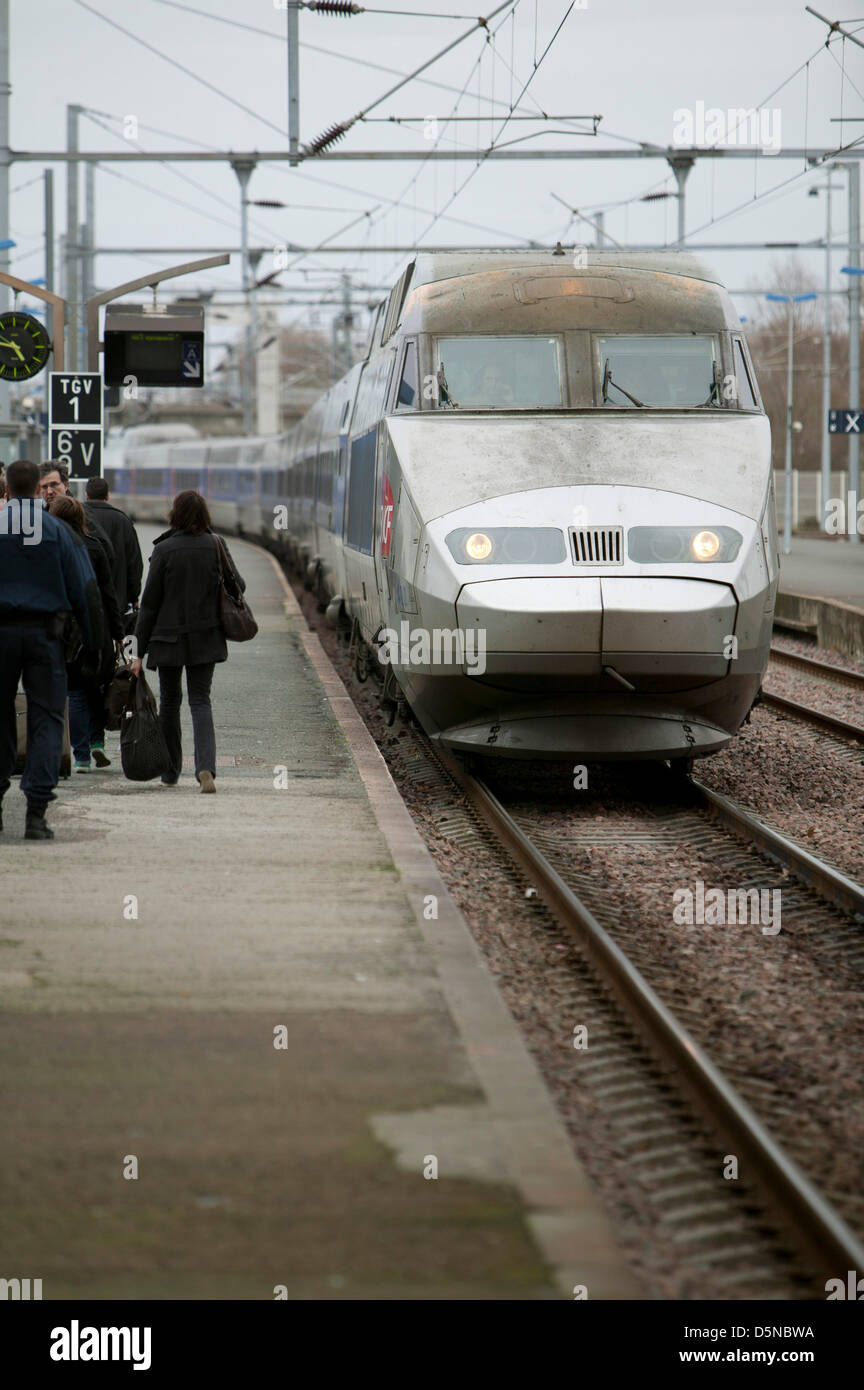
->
[0,311,51,380]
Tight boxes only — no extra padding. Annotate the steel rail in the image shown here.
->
[438,750,864,1278]
[437,748,864,1279]
[770,645,864,690]
[761,690,864,745]
[690,779,864,919]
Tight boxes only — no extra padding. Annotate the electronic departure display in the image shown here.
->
[103,303,205,388]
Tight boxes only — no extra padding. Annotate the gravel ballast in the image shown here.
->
[290,579,862,1297]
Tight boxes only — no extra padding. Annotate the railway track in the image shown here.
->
[293,574,864,1295]
[769,644,864,690]
[765,644,864,745]
[434,747,864,1285]
[759,690,864,744]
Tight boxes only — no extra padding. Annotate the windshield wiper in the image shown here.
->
[699,362,724,408]
[602,358,645,408]
[436,362,458,409]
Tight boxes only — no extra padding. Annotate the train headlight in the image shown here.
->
[691,529,721,561]
[445,527,567,564]
[627,526,743,564]
[465,531,494,561]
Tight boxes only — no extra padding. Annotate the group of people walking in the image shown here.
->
[0,458,245,839]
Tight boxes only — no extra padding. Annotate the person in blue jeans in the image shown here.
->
[49,495,124,772]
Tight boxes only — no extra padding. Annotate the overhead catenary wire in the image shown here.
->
[79,108,343,281]
[675,25,864,244]
[533,17,854,253]
[10,173,45,196]
[300,0,517,155]
[82,111,268,237]
[684,134,864,244]
[360,2,530,261]
[147,0,541,115]
[82,108,381,240]
[825,36,864,104]
[404,2,577,253]
[72,0,289,138]
[549,192,624,248]
[72,0,543,276]
[68,0,684,279]
[550,22,864,251]
[304,2,488,16]
[262,157,546,245]
[96,162,246,235]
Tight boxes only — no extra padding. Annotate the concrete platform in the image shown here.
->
[0,526,639,1301]
[780,536,864,609]
[778,537,864,659]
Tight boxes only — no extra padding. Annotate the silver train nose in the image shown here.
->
[455,576,736,680]
[441,576,741,760]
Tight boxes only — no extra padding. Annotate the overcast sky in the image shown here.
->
[8,0,862,354]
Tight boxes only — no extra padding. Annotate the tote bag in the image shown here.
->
[120,669,170,781]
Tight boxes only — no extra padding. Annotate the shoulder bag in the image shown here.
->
[214,535,258,642]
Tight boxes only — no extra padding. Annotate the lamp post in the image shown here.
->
[766,291,818,554]
[840,264,863,545]
[809,173,845,531]
[230,160,256,437]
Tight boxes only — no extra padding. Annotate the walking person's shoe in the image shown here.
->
[73,761,91,774]
[25,805,54,841]
[196,770,216,794]
[91,744,111,768]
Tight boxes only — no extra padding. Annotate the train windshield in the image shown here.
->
[597,336,719,408]
[434,336,562,408]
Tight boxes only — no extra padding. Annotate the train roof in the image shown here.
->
[410,249,723,287]
[397,250,739,337]
[120,423,201,446]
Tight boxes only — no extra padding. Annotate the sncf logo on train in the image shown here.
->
[381,473,394,558]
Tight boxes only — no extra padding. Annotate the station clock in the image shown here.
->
[0,310,51,380]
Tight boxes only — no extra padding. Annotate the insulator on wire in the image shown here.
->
[302,122,351,157]
[306,2,363,15]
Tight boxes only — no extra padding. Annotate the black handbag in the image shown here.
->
[214,535,258,643]
[120,669,170,781]
[103,662,135,731]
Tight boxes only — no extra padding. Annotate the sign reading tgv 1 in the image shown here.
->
[48,372,103,479]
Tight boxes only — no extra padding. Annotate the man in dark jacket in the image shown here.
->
[0,459,102,840]
[84,476,143,619]
[40,462,116,568]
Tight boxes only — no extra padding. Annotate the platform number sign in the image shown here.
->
[49,372,103,479]
[828,409,864,434]
[49,427,101,480]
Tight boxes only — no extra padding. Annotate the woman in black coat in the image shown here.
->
[131,490,245,793]
[49,494,125,772]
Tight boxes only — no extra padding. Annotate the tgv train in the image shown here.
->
[110,250,778,763]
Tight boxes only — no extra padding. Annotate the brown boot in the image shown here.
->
[197,770,216,794]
